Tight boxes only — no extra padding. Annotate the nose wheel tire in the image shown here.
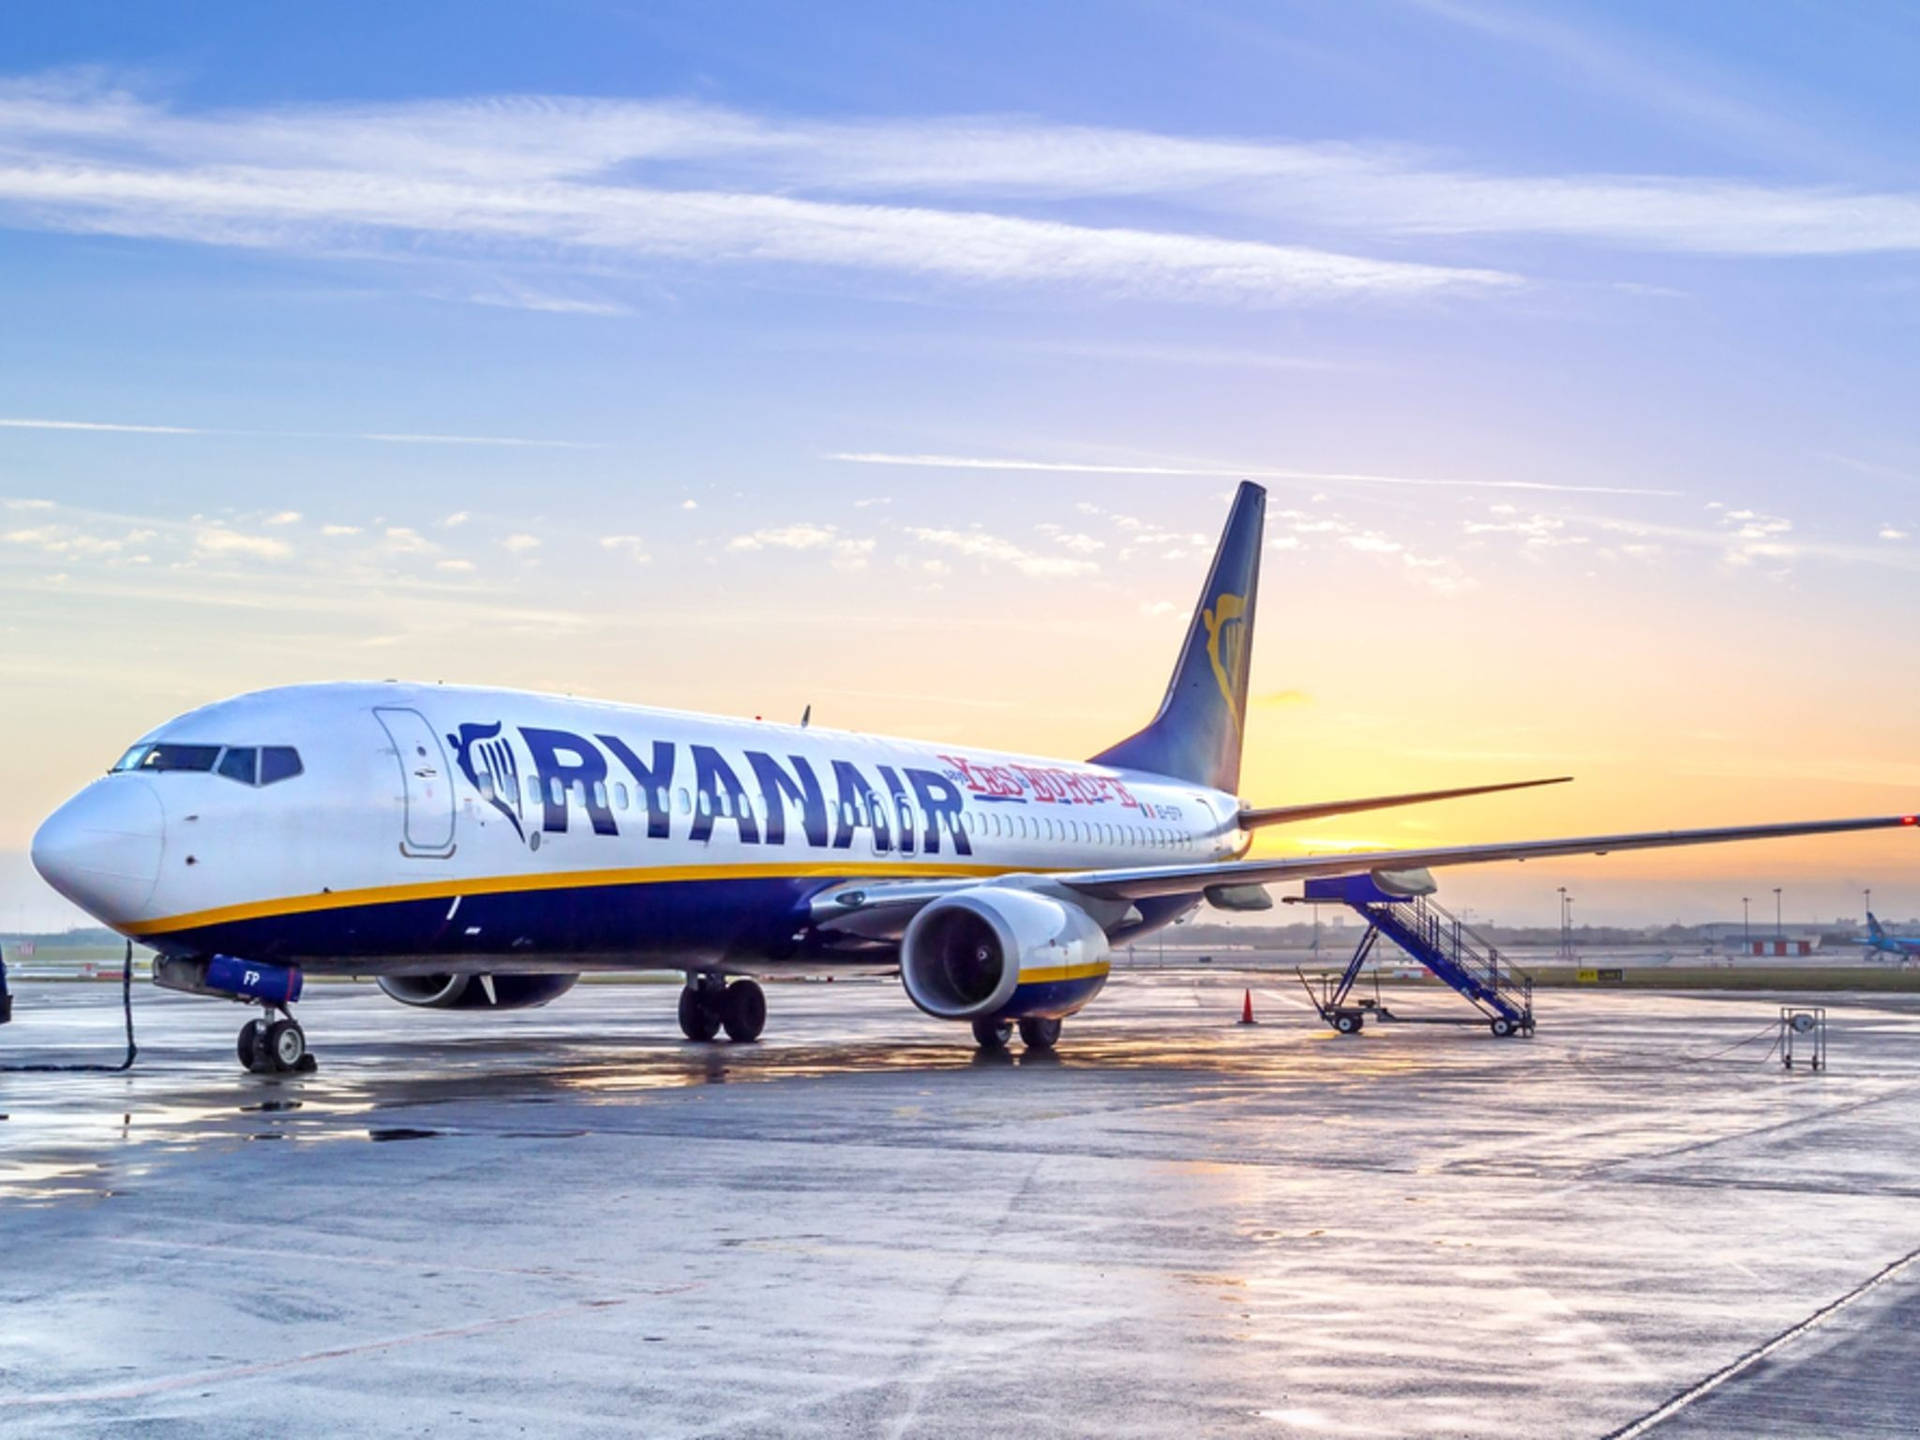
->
[238,1015,311,1073]
[971,1018,1013,1051]
[1017,1017,1062,1051]
[237,1019,263,1070]
[266,1019,306,1070]
[677,984,722,1041]
[721,980,766,1042]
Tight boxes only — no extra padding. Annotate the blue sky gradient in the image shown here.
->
[4,1,1918,927]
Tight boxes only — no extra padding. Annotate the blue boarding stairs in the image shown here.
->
[1290,875,1534,1038]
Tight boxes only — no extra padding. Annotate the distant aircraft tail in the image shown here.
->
[1089,481,1264,793]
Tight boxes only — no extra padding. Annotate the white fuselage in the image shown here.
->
[33,682,1247,974]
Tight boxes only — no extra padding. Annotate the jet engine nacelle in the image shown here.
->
[899,887,1110,1023]
[377,973,579,1011]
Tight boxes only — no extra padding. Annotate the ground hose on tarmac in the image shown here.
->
[0,941,138,1072]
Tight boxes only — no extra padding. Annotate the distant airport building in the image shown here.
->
[1700,923,1824,956]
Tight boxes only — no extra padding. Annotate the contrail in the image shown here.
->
[0,418,590,448]
[827,452,1680,497]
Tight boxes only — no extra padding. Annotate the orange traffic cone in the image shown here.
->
[1238,988,1257,1025]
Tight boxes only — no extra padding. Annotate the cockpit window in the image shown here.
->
[115,744,221,774]
[260,747,303,785]
[111,742,303,785]
[216,747,258,784]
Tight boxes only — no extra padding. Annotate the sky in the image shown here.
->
[3,0,1918,930]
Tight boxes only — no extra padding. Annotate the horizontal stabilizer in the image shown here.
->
[1239,776,1572,829]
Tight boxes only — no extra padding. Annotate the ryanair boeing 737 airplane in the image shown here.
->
[29,484,1917,1072]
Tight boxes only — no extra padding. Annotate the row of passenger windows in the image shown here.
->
[112,743,304,787]
[491,772,1196,851]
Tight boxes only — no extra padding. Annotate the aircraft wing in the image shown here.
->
[1238,775,1571,829]
[811,813,1918,936]
[1063,813,1918,901]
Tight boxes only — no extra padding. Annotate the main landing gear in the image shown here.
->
[678,976,766,1043]
[971,1016,1063,1053]
[237,1005,315,1075]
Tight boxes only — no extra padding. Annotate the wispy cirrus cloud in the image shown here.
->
[0,72,1912,344]
[0,415,588,447]
[0,77,1513,307]
[828,451,1679,497]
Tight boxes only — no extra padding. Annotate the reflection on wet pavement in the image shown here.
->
[4,974,1920,1436]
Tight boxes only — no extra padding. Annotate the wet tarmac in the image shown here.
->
[2,973,1918,1437]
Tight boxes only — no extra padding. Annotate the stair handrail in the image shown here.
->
[1371,895,1531,1002]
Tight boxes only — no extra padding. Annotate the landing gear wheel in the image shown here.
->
[971,1018,1013,1051]
[721,980,766,1042]
[264,1019,306,1072]
[678,985,721,1041]
[1333,1013,1362,1035]
[1017,1017,1062,1051]
[1490,1016,1516,1038]
[237,1019,264,1071]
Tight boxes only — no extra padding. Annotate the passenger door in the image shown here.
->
[374,706,457,857]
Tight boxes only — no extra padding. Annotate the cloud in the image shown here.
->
[0,79,1516,307]
[681,499,699,510]
[728,523,838,552]
[0,411,582,448]
[381,526,438,556]
[500,533,542,554]
[355,432,589,449]
[601,533,652,562]
[263,510,301,525]
[1879,526,1909,542]
[1256,689,1313,707]
[436,558,475,573]
[441,510,470,527]
[466,282,632,316]
[321,523,361,536]
[827,451,1677,496]
[192,527,291,561]
[908,526,1099,579]
[0,75,1915,317]
[728,522,871,569]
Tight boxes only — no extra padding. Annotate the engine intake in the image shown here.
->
[900,888,1108,1022]
[377,973,578,1011]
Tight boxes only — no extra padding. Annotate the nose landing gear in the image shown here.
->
[238,1006,315,1074]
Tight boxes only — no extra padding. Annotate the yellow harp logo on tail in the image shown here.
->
[1202,591,1248,731]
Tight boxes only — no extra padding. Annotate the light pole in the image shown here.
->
[1773,887,1783,941]
[1742,896,1750,948]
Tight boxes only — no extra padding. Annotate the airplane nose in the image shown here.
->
[30,777,165,924]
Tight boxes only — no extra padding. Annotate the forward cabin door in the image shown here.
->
[374,706,457,858]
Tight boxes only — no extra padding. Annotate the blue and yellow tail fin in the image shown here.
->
[1089,481,1264,793]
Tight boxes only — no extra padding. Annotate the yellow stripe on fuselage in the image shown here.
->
[122,859,1021,938]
